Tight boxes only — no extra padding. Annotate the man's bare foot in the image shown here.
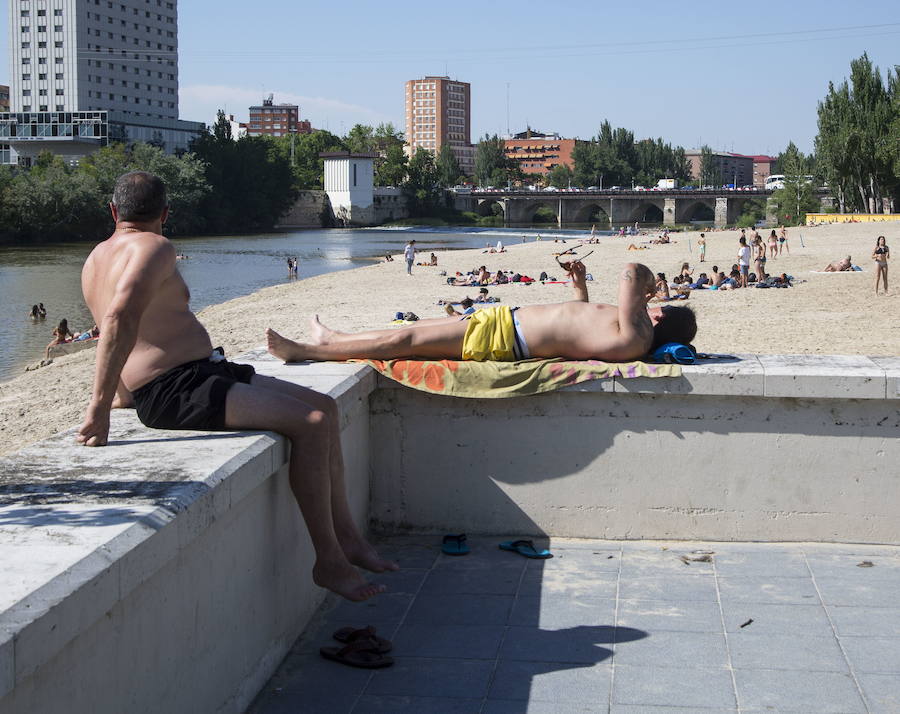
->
[341,537,400,574]
[313,559,386,602]
[266,328,307,362]
[309,314,337,345]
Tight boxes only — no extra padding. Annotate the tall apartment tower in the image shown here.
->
[404,76,473,176]
[2,0,203,164]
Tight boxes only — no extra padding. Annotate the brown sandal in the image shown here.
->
[320,638,394,669]
[332,625,392,654]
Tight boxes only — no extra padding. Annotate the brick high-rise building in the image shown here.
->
[504,129,578,176]
[404,76,473,176]
[245,95,311,137]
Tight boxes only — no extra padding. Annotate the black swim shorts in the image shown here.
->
[132,355,255,431]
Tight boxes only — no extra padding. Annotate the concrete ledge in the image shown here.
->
[0,356,374,714]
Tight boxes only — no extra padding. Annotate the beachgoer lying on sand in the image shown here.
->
[45,318,74,358]
[444,297,477,317]
[474,287,491,302]
[76,171,395,603]
[384,253,394,262]
[267,262,697,364]
[823,256,853,272]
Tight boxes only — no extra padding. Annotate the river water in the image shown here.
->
[0,224,601,382]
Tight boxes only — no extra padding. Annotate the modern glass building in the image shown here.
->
[2,0,204,165]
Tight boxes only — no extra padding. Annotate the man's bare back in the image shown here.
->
[82,230,213,392]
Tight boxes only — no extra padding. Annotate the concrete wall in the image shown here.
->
[370,355,900,543]
[276,190,329,229]
[0,355,375,714]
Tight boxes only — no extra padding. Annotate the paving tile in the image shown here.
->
[519,569,618,599]
[720,602,831,635]
[325,593,414,625]
[827,605,900,637]
[612,631,728,669]
[617,599,723,633]
[815,576,900,607]
[531,548,621,573]
[728,633,848,672]
[857,672,900,714]
[249,687,359,714]
[612,664,736,709]
[617,575,719,602]
[352,695,483,713]
[806,553,900,581]
[421,568,522,595]
[508,595,616,629]
[734,668,865,713]
[370,567,429,595]
[839,636,900,674]
[713,550,810,578]
[488,659,612,703]
[609,704,738,714]
[405,593,514,626]
[372,543,439,569]
[364,657,494,699]
[500,625,620,664]
[717,576,820,604]
[618,550,716,577]
[390,623,505,659]
[484,701,603,713]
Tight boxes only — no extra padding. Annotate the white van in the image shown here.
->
[765,174,785,191]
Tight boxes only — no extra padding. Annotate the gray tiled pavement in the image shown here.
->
[248,538,900,713]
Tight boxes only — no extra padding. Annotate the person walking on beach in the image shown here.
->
[873,236,890,294]
[698,233,706,262]
[779,226,789,255]
[266,261,697,364]
[76,171,396,602]
[404,239,416,275]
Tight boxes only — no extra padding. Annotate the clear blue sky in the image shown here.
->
[2,0,898,155]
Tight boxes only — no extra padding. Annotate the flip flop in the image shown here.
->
[320,639,394,669]
[442,533,470,556]
[332,625,392,654]
[499,540,553,559]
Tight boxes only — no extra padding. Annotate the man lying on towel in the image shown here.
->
[267,262,697,364]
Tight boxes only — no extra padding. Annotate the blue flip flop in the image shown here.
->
[499,540,553,559]
[442,533,470,556]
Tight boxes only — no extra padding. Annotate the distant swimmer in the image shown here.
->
[29,304,41,321]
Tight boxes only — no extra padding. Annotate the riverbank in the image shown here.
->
[1,222,897,457]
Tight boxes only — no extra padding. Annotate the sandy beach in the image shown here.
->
[1,221,898,458]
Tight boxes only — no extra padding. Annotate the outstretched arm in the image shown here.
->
[77,238,175,446]
[566,260,589,302]
[616,263,655,351]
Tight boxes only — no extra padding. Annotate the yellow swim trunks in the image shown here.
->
[461,305,518,361]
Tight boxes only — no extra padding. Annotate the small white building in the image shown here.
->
[321,152,377,226]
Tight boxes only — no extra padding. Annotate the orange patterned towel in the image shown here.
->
[352,358,680,398]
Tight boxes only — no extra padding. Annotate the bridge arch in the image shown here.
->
[517,200,559,224]
[476,199,505,218]
[628,200,664,224]
[678,199,716,224]
[571,202,611,225]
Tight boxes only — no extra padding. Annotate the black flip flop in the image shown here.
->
[320,639,394,669]
[332,625,392,654]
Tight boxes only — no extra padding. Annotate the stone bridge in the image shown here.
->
[454,188,777,228]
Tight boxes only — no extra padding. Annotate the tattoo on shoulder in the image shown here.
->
[622,269,634,282]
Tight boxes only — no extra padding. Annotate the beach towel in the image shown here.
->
[352,357,680,398]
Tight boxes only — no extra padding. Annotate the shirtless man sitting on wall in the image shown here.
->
[77,171,396,602]
[266,261,697,364]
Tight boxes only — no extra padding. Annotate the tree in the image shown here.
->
[474,134,520,187]
[698,145,722,187]
[211,109,233,142]
[815,54,899,213]
[344,124,375,154]
[376,143,408,187]
[547,163,573,189]
[403,148,441,216]
[771,143,818,225]
[436,144,461,188]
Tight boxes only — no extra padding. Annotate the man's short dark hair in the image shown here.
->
[112,171,167,222]
[652,305,697,351]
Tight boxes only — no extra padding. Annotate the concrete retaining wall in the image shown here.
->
[0,355,374,714]
[370,354,900,543]
[276,190,329,229]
